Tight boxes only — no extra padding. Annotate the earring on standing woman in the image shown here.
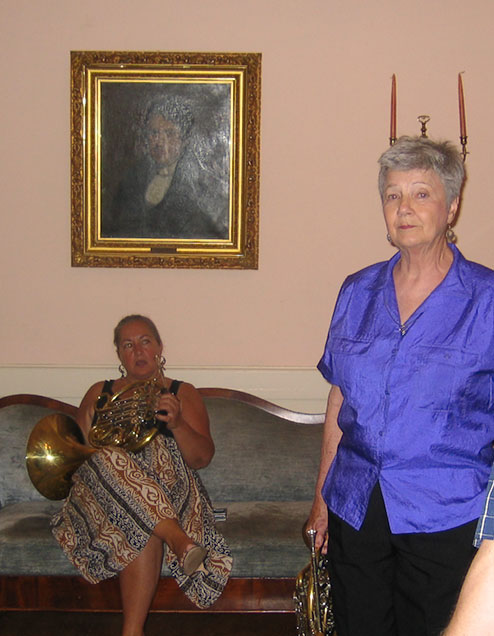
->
[446,225,457,243]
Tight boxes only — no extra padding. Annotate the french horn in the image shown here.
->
[25,376,168,500]
[88,377,167,451]
[294,527,335,636]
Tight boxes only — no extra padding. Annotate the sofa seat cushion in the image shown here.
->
[218,500,312,577]
[0,500,311,578]
[0,500,77,576]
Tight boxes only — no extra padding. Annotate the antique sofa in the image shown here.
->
[0,389,324,613]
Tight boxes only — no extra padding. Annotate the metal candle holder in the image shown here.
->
[417,115,430,138]
[389,75,469,162]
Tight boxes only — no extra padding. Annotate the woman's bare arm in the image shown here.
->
[306,385,344,552]
[76,381,105,444]
[442,539,494,635]
[155,382,214,469]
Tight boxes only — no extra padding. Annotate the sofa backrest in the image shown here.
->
[0,392,324,508]
[200,396,323,502]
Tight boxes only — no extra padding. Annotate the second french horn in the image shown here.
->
[294,527,335,636]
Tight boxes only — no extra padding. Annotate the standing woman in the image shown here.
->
[308,137,494,636]
[52,315,232,636]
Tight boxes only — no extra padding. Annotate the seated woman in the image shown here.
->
[51,314,232,636]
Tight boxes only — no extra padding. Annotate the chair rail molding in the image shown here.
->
[0,364,329,413]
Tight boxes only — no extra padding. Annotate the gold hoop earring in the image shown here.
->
[446,225,457,243]
[155,354,166,373]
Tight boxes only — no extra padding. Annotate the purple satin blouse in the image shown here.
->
[318,245,494,534]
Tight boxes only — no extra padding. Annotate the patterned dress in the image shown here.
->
[51,382,232,608]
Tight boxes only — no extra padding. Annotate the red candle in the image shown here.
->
[458,73,467,138]
[390,74,397,141]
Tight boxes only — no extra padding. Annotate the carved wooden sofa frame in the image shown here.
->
[0,389,324,614]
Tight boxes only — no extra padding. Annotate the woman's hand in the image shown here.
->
[154,382,215,469]
[307,500,329,554]
[154,390,183,430]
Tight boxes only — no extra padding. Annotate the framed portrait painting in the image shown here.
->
[71,51,261,269]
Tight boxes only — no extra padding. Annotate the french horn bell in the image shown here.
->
[25,413,95,500]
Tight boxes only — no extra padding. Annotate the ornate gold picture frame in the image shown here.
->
[71,51,261,269]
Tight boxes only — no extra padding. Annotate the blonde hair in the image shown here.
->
[113,315,162,348]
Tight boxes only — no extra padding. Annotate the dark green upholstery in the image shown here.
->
[0,397,323,579]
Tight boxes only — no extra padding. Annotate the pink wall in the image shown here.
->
[1,0,493,368]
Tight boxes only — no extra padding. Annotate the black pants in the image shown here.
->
[327,484,477,636]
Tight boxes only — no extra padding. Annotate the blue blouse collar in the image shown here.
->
[383,244,465,331]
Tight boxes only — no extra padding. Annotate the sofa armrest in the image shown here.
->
[0,394,77,418]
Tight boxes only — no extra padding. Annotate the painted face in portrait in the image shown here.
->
[146,114,183,168]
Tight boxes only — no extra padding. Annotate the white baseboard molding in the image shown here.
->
[0,365,330,413]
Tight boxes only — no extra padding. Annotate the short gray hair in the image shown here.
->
[378,136,465,207]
